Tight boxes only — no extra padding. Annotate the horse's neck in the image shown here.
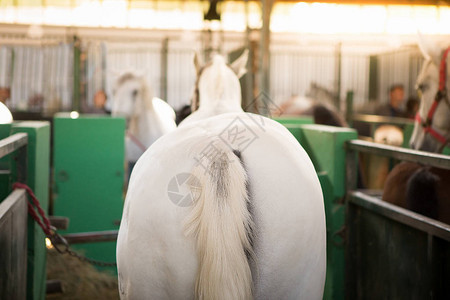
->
[196,67,243,117]
[128,99,167,147]
[200,88,242,112]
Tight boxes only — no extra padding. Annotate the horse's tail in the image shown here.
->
[185,145,254,300]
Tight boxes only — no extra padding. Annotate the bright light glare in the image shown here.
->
[0,2,449,35]
[45,237,53,249]
[70,111,80,119]
[272,3,450,35]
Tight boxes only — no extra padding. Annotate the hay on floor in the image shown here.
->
[46,249,119,300]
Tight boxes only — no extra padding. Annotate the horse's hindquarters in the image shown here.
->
[239,122,326,299]
[117,113,326,299]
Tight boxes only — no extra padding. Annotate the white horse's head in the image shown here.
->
[410,36,450,152]
[110,72,153,120]
[191,50,248,113]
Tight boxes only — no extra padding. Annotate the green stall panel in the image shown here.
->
[0,124,13,200]
[53,114,125,272]
[299,124,357,300]
[299,124,357,200]
[402,123,414,148]
[273,116,313,126]
[275,120,358,300]
[0,122,51,300]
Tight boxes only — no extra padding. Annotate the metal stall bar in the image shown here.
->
[352,114,414,127]
[62,230,118,244]
[351,114,415,147]
[350,191,450,241]
[0,133,28,159]
[346,139,450,170]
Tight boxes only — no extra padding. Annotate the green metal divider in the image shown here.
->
[299,124,357,300]
[52,114,125,272]
[0,121,50,300]
[273,116,313,126]
[274,119,357,300]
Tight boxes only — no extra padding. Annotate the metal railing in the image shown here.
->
[351,113,414,127]
[0,132,28,184]
[346,139,450,170]
[345,138,450,236]
[0,133,28,159]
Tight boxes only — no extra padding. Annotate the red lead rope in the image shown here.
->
[13,182,52,236]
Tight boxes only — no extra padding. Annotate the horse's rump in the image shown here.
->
[117,113,326,299]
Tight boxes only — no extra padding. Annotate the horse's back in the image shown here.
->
[117,112,326,299]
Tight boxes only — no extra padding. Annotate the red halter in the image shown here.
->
[415,46,450,150]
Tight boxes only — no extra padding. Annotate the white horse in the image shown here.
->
[410,37,450,152]
[110,73,177,168]
[383,37,450,223]
[0,102,13,124]
[117,52,326,299]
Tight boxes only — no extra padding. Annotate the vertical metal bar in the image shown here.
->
[243,0,254,109]
[15,143,27,184]
[345,141,358,300]
[259,0,272,96]
[335,42,342,109]
[345,142,358,198]
[368,55,378,101]
[73,35,81,111]
[346,91,354,128]
[160,38,169,101]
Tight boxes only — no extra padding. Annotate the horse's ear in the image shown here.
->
[418,32,441,64]
[230,49,249,79]
[193,52,203,75]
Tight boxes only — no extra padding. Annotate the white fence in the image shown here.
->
[0,31,424,113]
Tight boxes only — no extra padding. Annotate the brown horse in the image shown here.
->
[383,162,450,223]
[383,39,450,224]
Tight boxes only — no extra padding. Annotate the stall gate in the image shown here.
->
[345,140,450,299]
[0,132,28,300]
[274,119,450,300]
[0,122,50,300]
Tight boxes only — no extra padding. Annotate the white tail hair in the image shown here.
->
[185,143,254,300]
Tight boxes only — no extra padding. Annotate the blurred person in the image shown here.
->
[375,84,406,118]
[0,87,10,104]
